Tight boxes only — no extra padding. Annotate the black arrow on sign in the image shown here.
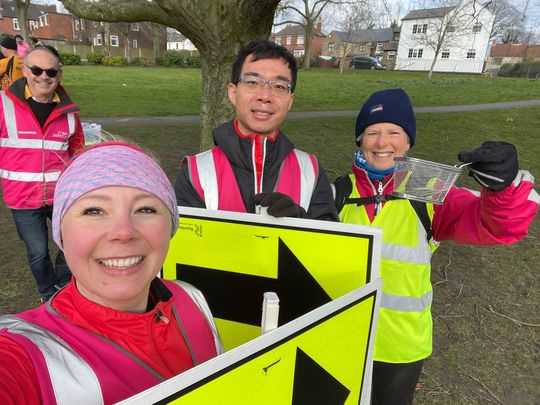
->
[292,347,350,405]
[176,238,331,326]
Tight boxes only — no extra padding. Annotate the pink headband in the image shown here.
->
[52,142,178,250]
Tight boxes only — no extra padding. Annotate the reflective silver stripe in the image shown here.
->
[1,92,18,139]
[529,188,540,204]
[382,241,432,265]
[171,280,224,355]
[0,315,103,405]
[0,168,60,182]
[293,149,316,211]
[195,150,219,210]
[67,113,76,137]
[0,137,68,150]
[382,212,433,264]
[381,290,433,312]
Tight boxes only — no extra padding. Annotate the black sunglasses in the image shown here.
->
[25,65,60,78]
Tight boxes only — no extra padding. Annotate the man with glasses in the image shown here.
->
[175,40,337,220]
[0,47,84,302]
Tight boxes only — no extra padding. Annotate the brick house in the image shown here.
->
[271,20,325,59]
[323,25,400,70]
[486,43,540,71]
[0,0,74,41]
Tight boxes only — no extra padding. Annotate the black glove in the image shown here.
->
[253,192,299,217]
[458,141,518,191]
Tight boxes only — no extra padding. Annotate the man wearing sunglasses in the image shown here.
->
[0,47,84,302]
[175,40,337,221]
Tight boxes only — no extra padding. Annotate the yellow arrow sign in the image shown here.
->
[120,280,382,405]
[163,207,382,350]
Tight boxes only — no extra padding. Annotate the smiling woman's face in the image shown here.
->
[60,186,171,313]
[359,122,410,170]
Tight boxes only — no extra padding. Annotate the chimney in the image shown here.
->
[316,18,322,33]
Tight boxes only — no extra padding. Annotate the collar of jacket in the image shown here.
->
[212,120,295,172]
[7,78,80,115]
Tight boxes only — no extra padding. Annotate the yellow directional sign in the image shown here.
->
[120,280,382,405]
[163,207,382,350]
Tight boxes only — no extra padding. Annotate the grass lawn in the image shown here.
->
[60,65,540,117]
[1,64,538,403]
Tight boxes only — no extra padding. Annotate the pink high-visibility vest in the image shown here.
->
[187,146,319,212]
[0,92,78,208]
[0,280,218,404]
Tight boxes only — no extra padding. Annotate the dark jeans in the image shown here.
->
[11,206,71,300]
[371,359,424,405]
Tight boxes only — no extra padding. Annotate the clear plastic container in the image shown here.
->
[392,157,464,205]
[82,122,103,146]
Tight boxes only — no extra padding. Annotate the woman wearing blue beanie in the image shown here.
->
[334,88,538,404]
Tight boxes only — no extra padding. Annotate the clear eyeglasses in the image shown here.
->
[238,75,292,97]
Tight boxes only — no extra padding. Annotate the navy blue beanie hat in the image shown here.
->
[355,88,416,147]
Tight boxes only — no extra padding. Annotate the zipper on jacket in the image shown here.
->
[155,309,169,324]
[374,181,384,217]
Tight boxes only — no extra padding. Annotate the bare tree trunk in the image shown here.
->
[14,0,30,42]
[152,23,161,60]
[428,51,440,79]
[104,23,111,56]
[302,21,314,69]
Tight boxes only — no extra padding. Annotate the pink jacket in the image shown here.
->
[0,82,84,208]
[187,146,319,212]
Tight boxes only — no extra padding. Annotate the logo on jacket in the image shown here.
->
[51,131,68,139]
[370,104,383,114]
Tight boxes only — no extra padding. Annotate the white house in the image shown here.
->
[166,29,197,52]
[395,1,494,74]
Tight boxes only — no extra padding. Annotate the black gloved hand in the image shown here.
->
[458,141,518,191]
[253,192,299,217]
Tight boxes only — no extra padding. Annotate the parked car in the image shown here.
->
[349,56,386,70]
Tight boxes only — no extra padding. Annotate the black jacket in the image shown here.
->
[174,121,338,221]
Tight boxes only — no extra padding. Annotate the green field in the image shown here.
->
[1,66,539,404]
[60,66,540,117]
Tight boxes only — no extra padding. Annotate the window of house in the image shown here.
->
[328,42,335,51]
[375,43,384,53]
[74,20,80,30]
[472,23,481,32]
[408,48,423,58]
[39,14,48,27]
[412,24,427,34]
[297,35,304,45]
[133,39,138,48]
[466,49,476,58]
[293,49,304,57]
[130,23,140,31]
[286,36,292,45]
[93,21,99,28]
[275,36,281,45]
[29,20,38,31]
[93,34,102,46]
[388,51,396,59]
[441,49,450,58]
[110,35,119,47]
[80,19,85,29]
[447,25,455,33]
[359,44,366,51]
[13,18,19,31]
